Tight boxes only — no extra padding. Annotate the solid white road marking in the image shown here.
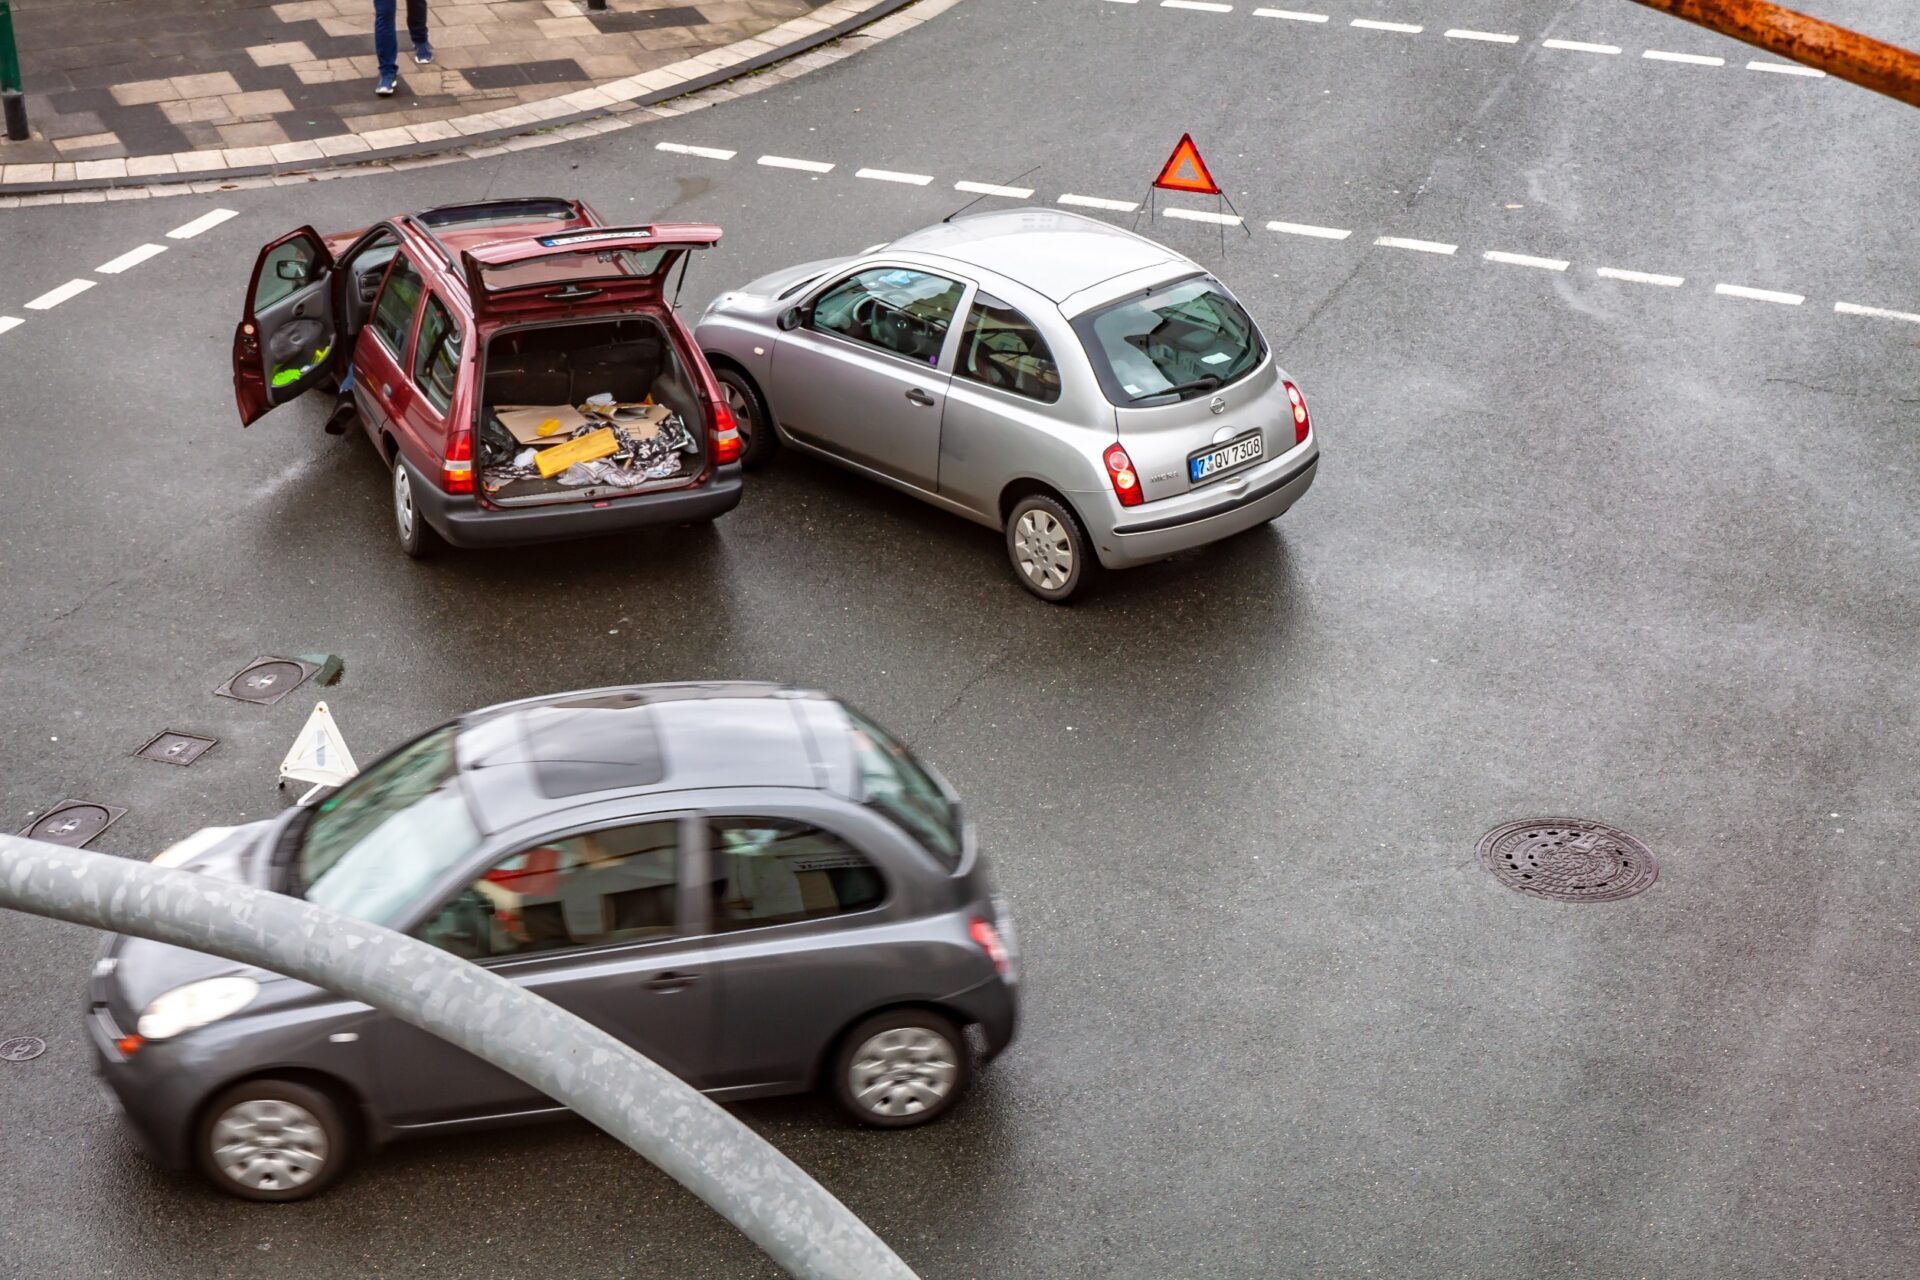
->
[1715,283,1804,306]
[0,316,23,337]
[955,180,1034,198]
[25,279,95,310]
[1445,29,1519,43]
[1351,18,1421,33]
[165,208,238,239]
[1098,0,1139,5]
[1164,208,1242,226]
[656,142,736,159]
[1267,219,1352,239]
[1059,193,1139,211]
[95,243,168,274]
[1747,59,1824,76]
[1375,236,1456,255]
[1643,49,1724,65]
[1597,266,1685,287]
[1543,39,1620,55]
[758,155,834,172]
[855,167,934,185]
[1162,0,1232,11]
[1253,7,1328,21]
[1484,250,1570,271]
[1834,301,1920,325]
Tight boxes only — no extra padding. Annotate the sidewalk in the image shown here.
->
[1,0,830,172]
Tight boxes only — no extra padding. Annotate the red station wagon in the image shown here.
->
[233,197,744,555]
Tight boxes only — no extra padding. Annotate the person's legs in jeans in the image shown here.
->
[407,0,431,60]
[372,0,398,78]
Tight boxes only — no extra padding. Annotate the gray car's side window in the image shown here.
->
[807,267,965,365]
[415,820,680,961]
[955,295,1062,404]
[705,817,885,932]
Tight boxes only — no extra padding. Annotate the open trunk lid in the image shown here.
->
[462,224,722,318]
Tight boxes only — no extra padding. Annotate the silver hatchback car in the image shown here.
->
[697,209,1320,601]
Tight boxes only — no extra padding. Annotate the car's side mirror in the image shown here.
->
[777,306,804,331]
[276,259,309,282]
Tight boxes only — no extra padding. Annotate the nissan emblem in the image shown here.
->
[1208,395,1225,415]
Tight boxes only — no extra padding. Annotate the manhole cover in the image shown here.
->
[0,1037,47,1063]
[1477,818,1658,902]
[215,656,319,706]
[19,801,127,849]
[135,730,217,767]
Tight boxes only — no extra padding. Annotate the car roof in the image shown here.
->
[882,209,1194,305]
[455,682,853,834]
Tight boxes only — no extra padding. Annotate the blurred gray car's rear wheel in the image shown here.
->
[1006,493,1090,603]
[197,1078,349,1202]
[715,366,780,470]
[832,1009,969,1128]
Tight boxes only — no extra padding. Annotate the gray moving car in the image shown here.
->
[697,209,1320,601]
[87,683,1018,1201]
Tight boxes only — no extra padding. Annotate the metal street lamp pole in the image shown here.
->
[0,0,30,141]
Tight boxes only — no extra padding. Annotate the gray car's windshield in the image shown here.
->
[296,726,482,926]
[845,709,962,869]
[1077,276,1265,405]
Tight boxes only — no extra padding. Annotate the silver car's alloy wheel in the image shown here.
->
[209,1098,329,1192]
[722,381,752,440]
[1014,509,1073,590]
[847,1026,959,1118]
[392,463,416,540]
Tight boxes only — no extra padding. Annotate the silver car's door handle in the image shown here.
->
[904,388,936,407]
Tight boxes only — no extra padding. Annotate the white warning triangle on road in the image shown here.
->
[279,701,360,788]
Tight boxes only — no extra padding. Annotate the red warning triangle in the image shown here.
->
[1153,133,1220,196]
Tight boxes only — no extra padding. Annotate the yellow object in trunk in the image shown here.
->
[535,427,618,479]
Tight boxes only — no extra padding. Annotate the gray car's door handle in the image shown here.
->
[647,971,700,991]
[904,388,936,407]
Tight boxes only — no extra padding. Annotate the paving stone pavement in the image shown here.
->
[1,0,827,168]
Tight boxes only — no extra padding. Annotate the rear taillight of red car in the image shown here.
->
[710,401,742,466]
[442,427,474,495]
[1103,442,1143,507]
[1284,379,1311,445]
[968,916,1011,979]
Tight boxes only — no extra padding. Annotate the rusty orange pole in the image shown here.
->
[1624,0,1920,107]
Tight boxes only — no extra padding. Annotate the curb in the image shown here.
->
[0,0,928,198]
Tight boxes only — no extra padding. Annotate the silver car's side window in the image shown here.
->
[955,295,1062,404]
[807,267,965,365]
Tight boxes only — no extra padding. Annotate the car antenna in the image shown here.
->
[943,165,1042,223]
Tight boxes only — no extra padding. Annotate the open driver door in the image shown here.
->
[234,227,339,426]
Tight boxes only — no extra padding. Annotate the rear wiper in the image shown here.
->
[1141,374,1221,401]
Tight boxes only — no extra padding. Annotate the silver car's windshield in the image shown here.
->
[845,709,962,869]
[297,726,482,926]
[1076,275,1265,405]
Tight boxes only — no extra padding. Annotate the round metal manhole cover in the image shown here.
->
[19,802,126,849]
[0,1037,47,1063]
[1477,818,1658,902]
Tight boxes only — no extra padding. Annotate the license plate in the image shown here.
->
[1189,432,1263,483]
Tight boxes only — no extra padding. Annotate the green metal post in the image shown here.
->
[0,0,28,141]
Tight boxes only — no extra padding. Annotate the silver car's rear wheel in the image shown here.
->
[714,366,779,470]
[197,1078,349,1201]
[1005,493,1090,603]
[831,1010,969,1128]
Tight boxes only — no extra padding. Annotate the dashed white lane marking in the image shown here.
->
[1165,208,1243,226]
[96,243,168,274]
[1058,193,1139,211]
[0,316,23,337]
[1352,18,1421,33]
[1162,0,1232,11]
[1485,250,1570,271]
[1375,236,1456,255]
[1835,301,1920,325]
[1267,219,1352,239]
[1644,49,1724,65]
[758,154,834,173]
[165,208,238,239]
[955,180,1034,198]
[25,279,95,310]
[1716,282,1804,306]
[1098,0,1139,4]
[1253,7,1327,21]
[856,167,934,185]
[1748,59,1824,76]
[1542,39,1620,55]
[656,141,735,159]
[1445,28,1518,43]
[1597,266,1686,287]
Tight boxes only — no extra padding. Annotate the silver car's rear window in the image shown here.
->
[1074,275,1266,406]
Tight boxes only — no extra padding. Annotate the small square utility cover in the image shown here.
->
[215,656,320,706]
[19,801,127,849]
[135,730,217,767]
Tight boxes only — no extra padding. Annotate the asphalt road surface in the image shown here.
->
[3,1,1918,1276]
